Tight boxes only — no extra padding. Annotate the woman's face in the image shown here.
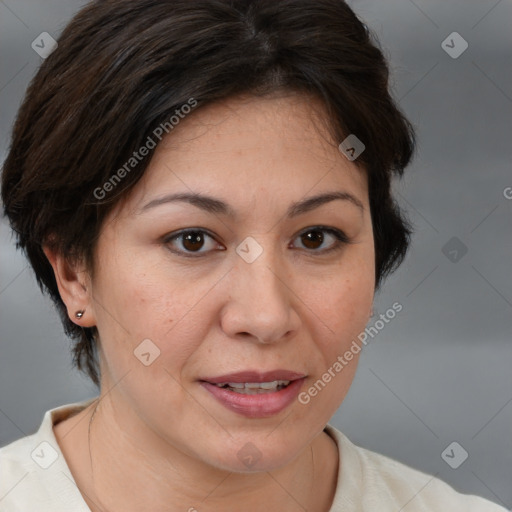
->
[88,93,375,472]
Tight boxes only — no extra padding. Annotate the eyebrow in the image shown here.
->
[139,190,364,217]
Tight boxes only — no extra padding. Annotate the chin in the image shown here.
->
[199,433,304,474]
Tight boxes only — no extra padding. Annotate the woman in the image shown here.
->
[0,0,506,510]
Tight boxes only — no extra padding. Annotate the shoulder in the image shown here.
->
[324,424,507,511]
[0,399,97,511]
[0,430,40,494]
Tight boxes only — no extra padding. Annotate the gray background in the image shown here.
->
[1,0,511,508]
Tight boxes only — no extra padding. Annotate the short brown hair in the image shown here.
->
[1,0,415,386]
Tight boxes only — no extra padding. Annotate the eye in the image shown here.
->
[164,229,224,257]
[292,226,350,254]
[163,226,351,258]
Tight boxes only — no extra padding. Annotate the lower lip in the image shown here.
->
[200,378,305,418]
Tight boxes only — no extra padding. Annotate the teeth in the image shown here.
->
[257,380,289,389]
[213,380,291,394]
[225,382,245,389]
[246,382,269,389]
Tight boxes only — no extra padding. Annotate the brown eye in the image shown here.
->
[182,231,205,251]
[293,227,350,254]
[301,230,324,249]
[164,229,222,257]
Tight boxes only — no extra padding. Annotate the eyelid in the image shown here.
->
[294,225,351,244]
[163,228,217,241]
[291,225,352,254]
[161,228,223,258]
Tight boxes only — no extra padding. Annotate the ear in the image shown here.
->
[42,245,96,328]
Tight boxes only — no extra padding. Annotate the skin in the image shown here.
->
[46,92,375,512]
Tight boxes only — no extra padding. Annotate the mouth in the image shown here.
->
[209,380,292,394]
[199,370,306,418]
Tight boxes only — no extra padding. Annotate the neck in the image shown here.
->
[55,395,338,512]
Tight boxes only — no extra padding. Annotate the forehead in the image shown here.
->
[120,93,369,218]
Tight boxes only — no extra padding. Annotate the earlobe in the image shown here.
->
[42,245,95,327]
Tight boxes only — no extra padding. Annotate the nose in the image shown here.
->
[220,243,301,344]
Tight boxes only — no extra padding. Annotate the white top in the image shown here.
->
[0,398,507,511]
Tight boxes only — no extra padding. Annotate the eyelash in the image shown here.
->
[162,226,352,259]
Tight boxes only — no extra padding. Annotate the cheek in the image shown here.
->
[292,271,371,432]
[92,256,215,377]
[305,253,374,393]
[334,273,373,337]
[315,251,374,331]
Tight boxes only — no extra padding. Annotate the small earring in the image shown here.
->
[75,310,85,319]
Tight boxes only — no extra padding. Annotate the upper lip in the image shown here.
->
[201,370,306,384]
